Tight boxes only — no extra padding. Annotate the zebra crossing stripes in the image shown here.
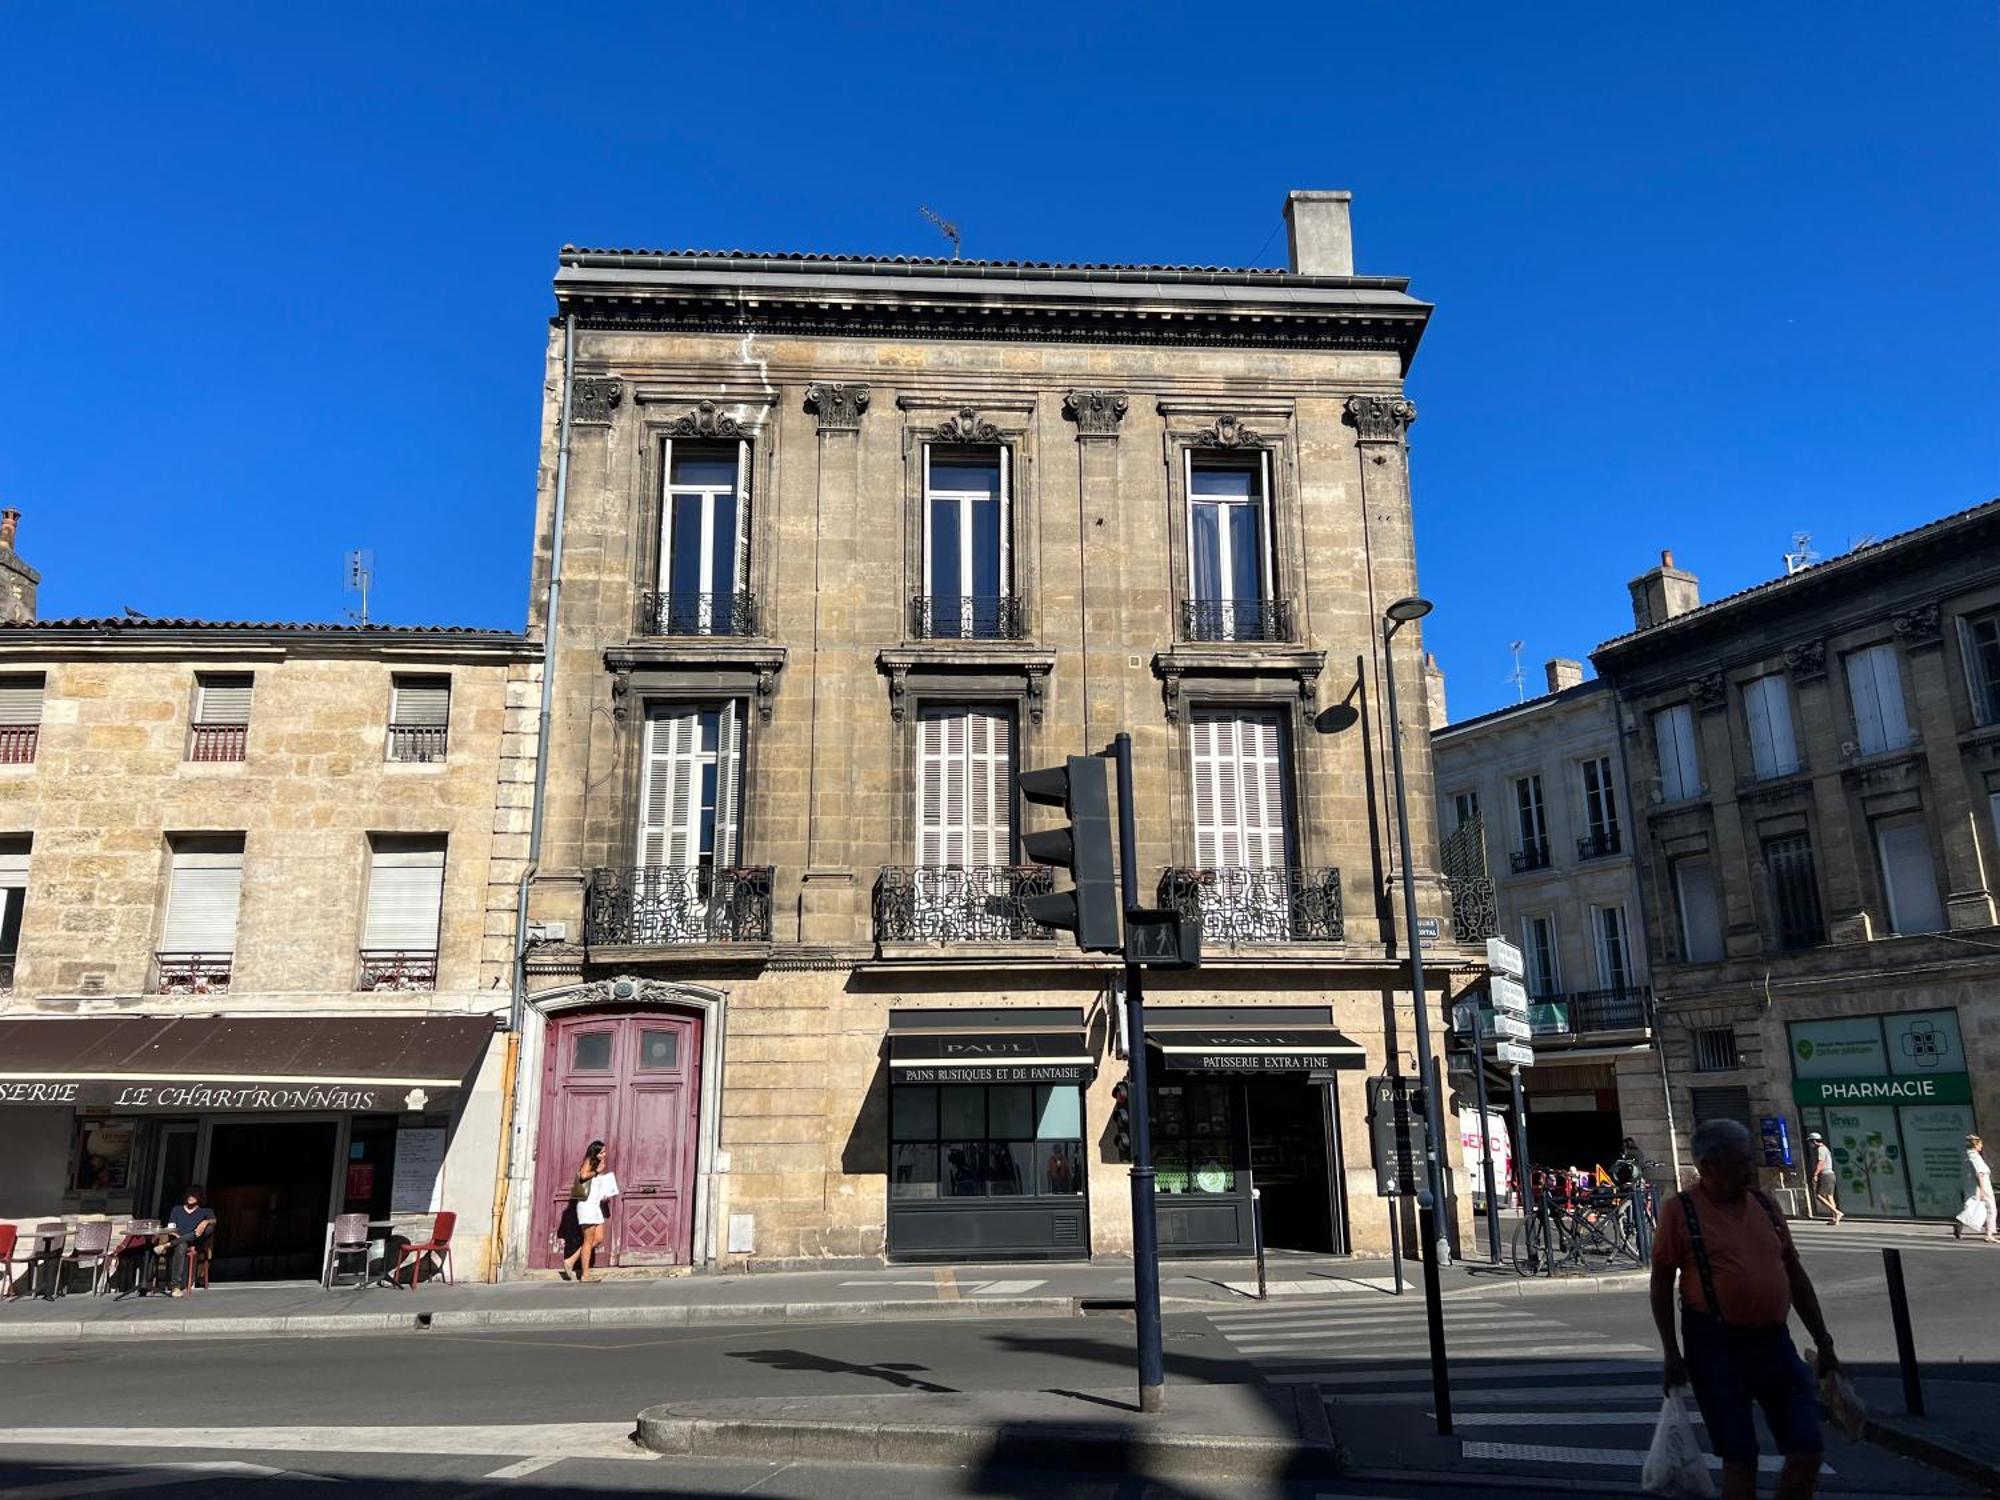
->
[1791,1227,1998,1256]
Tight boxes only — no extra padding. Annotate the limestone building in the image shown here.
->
[0,518,538,1279]
[501,190,1483,1274]
[1592,505,2000,1219]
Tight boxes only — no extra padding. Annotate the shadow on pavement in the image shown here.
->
[725,1347,958,1391]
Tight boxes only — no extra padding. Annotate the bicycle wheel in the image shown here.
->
[1511,1214,1549,1276]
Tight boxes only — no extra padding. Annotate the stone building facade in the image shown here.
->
[1593,504,2000,1219]
[1432,659,1671,1183]
[501,191,1482,1274]
[0,581,539,1279]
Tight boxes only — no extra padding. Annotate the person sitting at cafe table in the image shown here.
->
[158,1186,216,1296]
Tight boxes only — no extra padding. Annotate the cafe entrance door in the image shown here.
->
[205,1119,340,1281]
[1246,1077,1342,1254]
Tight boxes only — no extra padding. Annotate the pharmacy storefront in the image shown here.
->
[1790,1009,1978,1221]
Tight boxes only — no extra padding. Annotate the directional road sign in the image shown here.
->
[1486,936,1524,978]
[1489,974,1529,1014]
[1495,1040,1536,1068]
[1489,1012,1533,1042]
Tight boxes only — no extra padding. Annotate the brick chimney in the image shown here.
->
[1545,658,1585,693]
[1628,548,1700,631]
[1284,190,1354,276]
[1423,651,1448,729]
[0,508,38,624]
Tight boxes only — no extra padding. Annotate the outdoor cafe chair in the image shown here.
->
[324,1213,371,1288]
[67,1220,114,1296]
[392,1211,456,1289]
[26,1221,66,1300]
[110,1220,159,1296]
[0,1225,17,1297]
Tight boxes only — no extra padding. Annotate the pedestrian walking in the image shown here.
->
[1651,1119,1839,1500]
[1806,1131,1842,1225]
[560,1140,618,1281]
[1956,1134,1999,1244]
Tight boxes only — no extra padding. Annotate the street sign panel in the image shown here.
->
[1489,1012,1533,1042]
[1495,1040,1536,1068]
[1489,974,1529,1014]
[1486,936,1525,978]
[1416,916,1441,944]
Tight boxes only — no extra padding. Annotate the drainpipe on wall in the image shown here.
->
[487,314,579,1281]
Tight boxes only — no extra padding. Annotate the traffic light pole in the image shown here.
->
[1112,732,1166,1414]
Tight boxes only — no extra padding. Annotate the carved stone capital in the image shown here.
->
[1192,413,1266,449]
[1343,394,1418,442]
[1893,600,1942,647]
[1784,639,1827,680]
[934,407,1003,445]
[665,400,746,439]
[573,376,623,425]
[1688,671,1726,711]
[1024,663,1051,726]
[1063,389,1129,438]
[805,382,870,433]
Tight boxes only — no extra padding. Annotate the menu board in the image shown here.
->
[391,1127,447,1215]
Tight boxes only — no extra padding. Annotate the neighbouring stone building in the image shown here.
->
[501,190,1485,1274]
[1592,504,2000,1219]
[1432,656,1671,1185]
[0,516,539,1279]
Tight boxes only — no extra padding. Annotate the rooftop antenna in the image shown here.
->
[344,549,374,626]
[919,204,962,260]
[1782,531,1819,576]
[1506,640,1526,703]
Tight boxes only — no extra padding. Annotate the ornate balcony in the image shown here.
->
[0,726,35,764]
[909,595,1024,641]
[356,948,439,992]
[187,723,247,763]
[586,866,774,946]
[639,590,760,638]
[1576,829,1622,861]
[1446,875,1498,942]
[154,952,232,995]
[1157,866,1344,943]
[1177,598,1294,644]
[1530,985,1653,1037]
[874,865,1057,944]
[1509,841,1552,874]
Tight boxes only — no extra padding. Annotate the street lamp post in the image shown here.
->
[1382,594,1453,1436]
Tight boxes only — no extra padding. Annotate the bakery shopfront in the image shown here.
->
[1146,1006,1367,1257]
[0,1014,494,1280]
[885,1007,1094,1261]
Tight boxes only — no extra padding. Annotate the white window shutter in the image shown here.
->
[0,678,46,726]
[920,444,933,602]
[1190,714,1221,868]
[1190,710,1288,870]
[965,709,1012,866]
[640,708,699,868]
[1257,448,1275,601]
[656,437,675,590]
[162,851,243,953]
[363,845,445,950]
[1744,675,1795,777]
[1766,678,1798,773]
[998,446,1012,602]
[940,710,968,866]
[392,678,451,728]
[1676,859,1724,962]
[734,439,750,588]
[1241,712,1288,868]
[1846,649,1885,754]
[1958,615,1995,726]
[916,710,946,866]
[714,702,743,868]
[195,676,253,725]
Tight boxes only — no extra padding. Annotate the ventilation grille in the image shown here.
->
[1051,1214,1083,1246]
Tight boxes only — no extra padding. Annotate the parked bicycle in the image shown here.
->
[1512,1168,1652,1275]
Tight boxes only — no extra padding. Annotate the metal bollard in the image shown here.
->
[1883,1248,1924,1416]
[1251,1187,1267,1301]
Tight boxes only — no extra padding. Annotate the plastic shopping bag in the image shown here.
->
[1641,1390,1717,1497]
[1957,1195,1988,1230]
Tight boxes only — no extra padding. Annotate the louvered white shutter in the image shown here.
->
[1239,712,1288,868]
[0,677,45,725]
[916,709,946,865]
[195,676,253,724]
[391,678,451,728]
[1257,448,1275,601]
[363,844,445,950]
[713,702,743,867]
[917,707,1010,866]
[1190,710,1289,869]
[939,710,967,866]
[966,709,1012,865]
[162,848,244,952]
[639,708,699,868]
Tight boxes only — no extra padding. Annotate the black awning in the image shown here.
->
[1148,1025,1367,1075]
[887,1007,1094,1084]
[0,1015,497,1113]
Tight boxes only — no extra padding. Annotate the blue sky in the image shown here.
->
[4,4,1995,720]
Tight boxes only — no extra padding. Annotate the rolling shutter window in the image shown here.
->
[0,676,45,726]
[1843,644,1911,756]
[1653,704,1701,802]
[161,843,244,953]
[1742,674,1799,779]
[391,677,451,728]
[194,675,253,725]
[1190,709,1289,869]
[916,706,1013,866]
[363,841,446,951]
[1690,1085,1752,1130]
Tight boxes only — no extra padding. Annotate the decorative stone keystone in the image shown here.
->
[573,376,623,424]
[1343,394,1418,441]
[1063,389,1129,438]
[1687,670,1726,711]
[1784,639,1827,679]
[1893,600,1942,647]
[804,382,870,433]
[1192,413,1265,449]
[665,401,746,439]
[934,407,1003,444]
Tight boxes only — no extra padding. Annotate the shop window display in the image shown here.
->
[891,1082,1084,1200]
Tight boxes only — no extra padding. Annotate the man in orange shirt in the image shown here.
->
[1652,1119,1839,1499]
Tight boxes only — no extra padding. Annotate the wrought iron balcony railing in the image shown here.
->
[1446,875,1498,942]
[356,948,439,992]
[909,595,1024,641]
[1177,598,1294,644]
[1509,841,1552,874]
[1576,829,1622,861]
[586,865,775,946]
[1157,866,1344,943]
[187,723,248,763]
[639,590,760,638]
[874,865,1057,943]
[387,723,449,763]
[155,952,232,995]
[0,725,40,764]
[1531,985,1654,1037]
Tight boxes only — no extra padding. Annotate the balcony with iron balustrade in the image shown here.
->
[908,595,1024,642]
[154,952,232,995]
[585,866,775,957]
[1522,984,1654,1043]
[873,865,1058,951]
[1177,598,1294,645]
[639,590,761,639]
[1509,840,1553,874]
[356,949,439,992]
[1575,828,1623,861]
[1157,866,1345,949]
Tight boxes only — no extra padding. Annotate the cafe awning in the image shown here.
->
[1147,1005,1367,1075]
[0,1014,498,1113]
[887,1006,1094,1084]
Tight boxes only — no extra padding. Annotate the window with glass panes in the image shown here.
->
[1522,913,1560,998]
[1514,774,1548,860]
[1580,755,1619,851]
[1184,454,1273,641]
[1764,833,1824,949]
[923,446,1008,638]
[659,441,747,634]
[889,1082,1083,1199]
[1150,1079,1239,1195]
[1960,612,2000,725]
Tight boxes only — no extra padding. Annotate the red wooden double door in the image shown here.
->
[532,1008,702,1269]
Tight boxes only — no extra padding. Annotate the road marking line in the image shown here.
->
[1460,1440,1813,1473]
[481,1456,565,1480]
[1211,1310,1535,1331]
[1455,1410,1703,1426]
[969,1278,1045,1296]
[1218,1318,1536,1339]
[1271,1357,1647,1385]
[1338,1386,1666,1407]
[0,1462,295,1498]
[0,1424,654,1461]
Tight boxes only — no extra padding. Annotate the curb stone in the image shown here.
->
[1862,1415,2000,1494]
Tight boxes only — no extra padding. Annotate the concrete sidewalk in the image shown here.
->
[1858,1376,2000,1492]
[0,1251,1646,1342]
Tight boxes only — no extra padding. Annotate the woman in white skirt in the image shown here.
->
[1959,1134,1998,1244]
[563,1140,619,1279]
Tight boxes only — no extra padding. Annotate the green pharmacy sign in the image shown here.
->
[1792,1073,1972,1108]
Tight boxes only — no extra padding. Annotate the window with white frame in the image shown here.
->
[1742,673,1800,779]
[158,835,244,991]
[1958,611,2000,726]
[1844,644,1913,756]
[1653,703,1702,802]
[360,837,445,989]
[1579,755,1620,856]
[658,440,749,635]
[1873,814,1945,935]
[189,674,253,762]
[0,835,28,986]
[1184,453,1275,641]
[1673,856,1725,963]
[922,446,1010,638]
[0,673,46,765]
[1522,912,1560,999]
[1512,774,1549,868]
[1591,903,1633,990]
[388,675,451,763]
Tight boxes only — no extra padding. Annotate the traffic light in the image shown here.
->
[1110,1080,1133,1162]
[1017,755,1121,951]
